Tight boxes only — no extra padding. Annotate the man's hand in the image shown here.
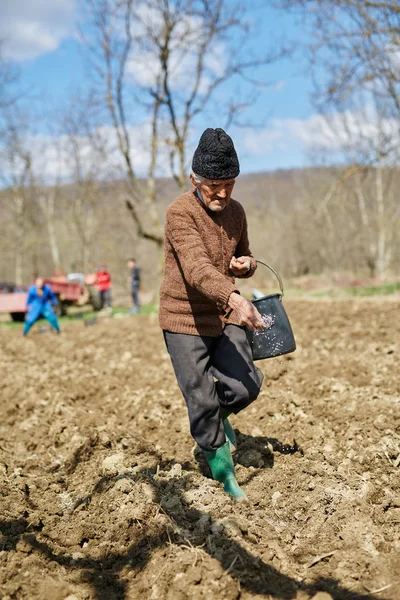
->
[229,256,251,277]
[228,292,265,331]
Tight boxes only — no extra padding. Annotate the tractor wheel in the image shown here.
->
[87,285,102,311]
[54,299,68,317]
[10,312,25,322]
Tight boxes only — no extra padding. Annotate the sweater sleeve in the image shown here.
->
[232,207,257,279]
[166,206,238,309]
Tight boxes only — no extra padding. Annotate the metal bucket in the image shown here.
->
[246,261,296,361]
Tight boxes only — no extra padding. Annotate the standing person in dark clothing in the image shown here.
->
[127,258,141,314]
[95,265,112,312]
[159,128,266,502]
[24,277,60,336]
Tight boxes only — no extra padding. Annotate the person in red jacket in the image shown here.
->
[95,265,112,311]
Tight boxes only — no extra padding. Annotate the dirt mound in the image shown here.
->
[0,300,399,600]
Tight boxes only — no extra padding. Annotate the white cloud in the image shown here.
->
[1,119,177,186]
[242,108,400,164]
[127,46,224,93]
[0,0,77,61]
[274,80,286,92]
[385,43,400,75]
[5,106,399,186]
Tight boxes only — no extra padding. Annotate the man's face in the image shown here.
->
[191,174,236,212]
[127,260,135,269]
[35,277,44,289]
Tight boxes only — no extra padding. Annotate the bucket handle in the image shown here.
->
[256,260,285,298]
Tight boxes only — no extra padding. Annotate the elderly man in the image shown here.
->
[160,128,265,501]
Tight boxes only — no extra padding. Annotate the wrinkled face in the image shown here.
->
[35,277,44,289]
[191,174,236,212]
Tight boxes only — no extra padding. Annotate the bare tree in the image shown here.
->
[277,1,400,279]
[24,134,64,273]
[283,3,400,100]
[329,97,397,278]
[60,93,109,272]
[283,1,400,144]
[0,110,67,278]
[0,120,35,285]
[81,0,286,249]
[0,43,19,114]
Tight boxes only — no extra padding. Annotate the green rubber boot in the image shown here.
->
[204,441,247,502]
[220,408,237,454]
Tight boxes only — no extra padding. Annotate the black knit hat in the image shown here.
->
[192,128,240,180]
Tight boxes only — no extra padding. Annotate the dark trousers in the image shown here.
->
[100,289,112,309]
[163,325,264,451]
[131,285,140,311]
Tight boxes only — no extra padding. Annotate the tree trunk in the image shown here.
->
[40,191,61,272]
[355,172,369,228]
[47,195,61,272]
[14,195,24,285]
[82,210,94,273]
[375,166,389,281]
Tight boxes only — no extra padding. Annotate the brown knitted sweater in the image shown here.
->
[159,189,257,336]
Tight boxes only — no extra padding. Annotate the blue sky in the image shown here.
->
[1,0,329,175]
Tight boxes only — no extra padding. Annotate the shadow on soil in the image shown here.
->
[0,439,389,600]
[194,431,301,482]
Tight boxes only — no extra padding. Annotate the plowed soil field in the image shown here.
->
[0,299,399,600]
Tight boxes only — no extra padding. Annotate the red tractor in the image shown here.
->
[0,274,102,322]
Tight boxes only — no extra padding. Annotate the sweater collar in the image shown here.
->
[192,188,231,218]
[195,188,204,205]
[193,189,220,217]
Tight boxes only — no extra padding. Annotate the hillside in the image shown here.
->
[1,166,398,293]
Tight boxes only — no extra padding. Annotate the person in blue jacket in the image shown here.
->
[23,277,61,336]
